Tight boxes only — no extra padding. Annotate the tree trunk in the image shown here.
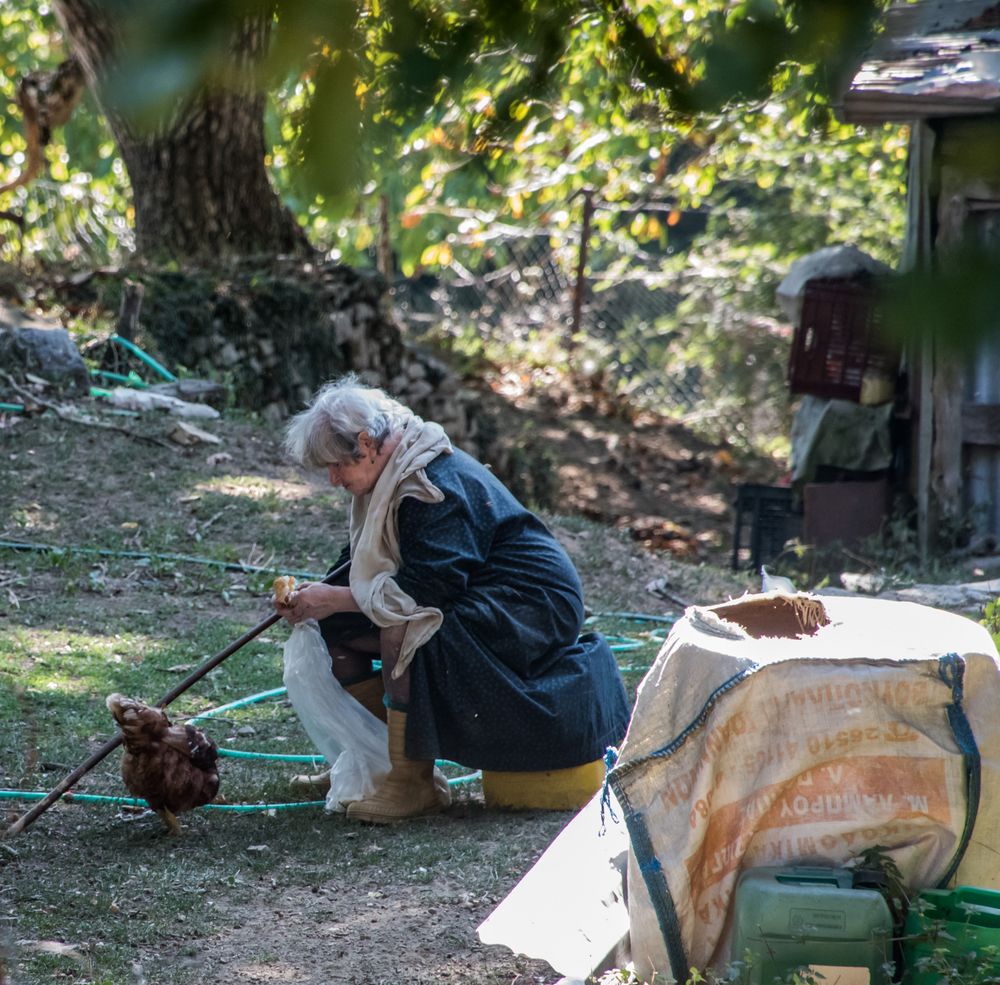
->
[54,0,310,261]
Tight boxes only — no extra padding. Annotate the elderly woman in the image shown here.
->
[276,375,630,824]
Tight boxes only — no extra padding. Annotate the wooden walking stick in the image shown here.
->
[4,561,350,839]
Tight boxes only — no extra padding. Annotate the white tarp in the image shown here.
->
[611,592,1000,983]
[477,790,630,981]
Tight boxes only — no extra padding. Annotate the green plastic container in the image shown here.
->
[731,866,893,985]
[903,887,1000,985]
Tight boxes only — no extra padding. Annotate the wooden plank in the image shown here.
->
[931,345,964,520]
[916,336,932,561]
[905,123,937,561]
[963,403,1000,446]
[929,183,968,535]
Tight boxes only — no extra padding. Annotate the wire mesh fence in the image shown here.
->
[0,178,133,268]
[1,179,779,448]
[388,204,758,444]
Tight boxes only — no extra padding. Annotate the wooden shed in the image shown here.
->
[840,0,1000,554]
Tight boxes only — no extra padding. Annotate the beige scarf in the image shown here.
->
[347,416,453,678]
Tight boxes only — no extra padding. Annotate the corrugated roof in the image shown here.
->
[840,0,1000,122]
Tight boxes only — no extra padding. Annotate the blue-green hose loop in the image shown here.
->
[187,686,289,724]
[110,334,177,382]
[0,402,25,413]
[0,789,325,811]
[0,538,326,580]
[0,768,481,813]
[187,687,325,764]
[187,686,480,785]
[217,749,324,763]
[590,612,674,664]
[90,369,150,389]
[587,611,677,625]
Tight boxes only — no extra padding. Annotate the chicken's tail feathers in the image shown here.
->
[185,724,219,768]
[160,724,220,768]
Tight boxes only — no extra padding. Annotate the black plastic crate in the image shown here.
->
[731,484,802,572]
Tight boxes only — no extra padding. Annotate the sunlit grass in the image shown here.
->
[1,627,158,700]
[0,403,685,985]
[192,473,327,503]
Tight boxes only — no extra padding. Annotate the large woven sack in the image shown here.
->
[609,592,1000,983]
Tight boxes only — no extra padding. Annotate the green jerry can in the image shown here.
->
[902,886,1000,985]
[731,866,893,985]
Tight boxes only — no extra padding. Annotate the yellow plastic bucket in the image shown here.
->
[482,759,605,811]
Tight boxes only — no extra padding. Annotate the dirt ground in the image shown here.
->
[0,374,766,985]
[160,840,564,985]
[473,368,783,565]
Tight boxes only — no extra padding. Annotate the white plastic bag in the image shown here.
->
[282,621,389,811]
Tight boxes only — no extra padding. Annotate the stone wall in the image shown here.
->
[129,259,475,446]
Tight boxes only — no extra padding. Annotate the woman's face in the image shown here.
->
[325,431,385,496]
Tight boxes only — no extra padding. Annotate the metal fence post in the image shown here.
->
[377,193,394,282]
[569,188,595,349]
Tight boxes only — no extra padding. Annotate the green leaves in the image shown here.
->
[43,0,895,204]
[295,52,364,204]
[1,1,131,265]
[884,242,1000,358]
[4,0,907,299]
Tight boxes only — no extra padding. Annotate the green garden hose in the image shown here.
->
[0,538,325,580]
[109,334,177,382]
[0,789,325,811]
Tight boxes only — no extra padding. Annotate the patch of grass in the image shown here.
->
[769,508,974,595]
[0,416,349,572]
[982,597,1000,653]
[0,407,743,985]
[1,559,575,984]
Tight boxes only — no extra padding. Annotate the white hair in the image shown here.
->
[284,374,412,469]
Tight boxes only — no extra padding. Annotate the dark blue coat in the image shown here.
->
[395,449,629,771]
[319,448,630,771]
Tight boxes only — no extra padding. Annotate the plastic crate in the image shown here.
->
[731,484,801,572]
[788,277,898,402]
[903,887,1000,985]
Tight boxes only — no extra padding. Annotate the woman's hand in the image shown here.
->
[275,583,359,624]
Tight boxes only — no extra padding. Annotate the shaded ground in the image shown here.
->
[474,369,783,565]
[0,391,760,985]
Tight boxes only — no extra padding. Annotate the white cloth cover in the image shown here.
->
[775,245,891,323]
[347,416,452,679]
[610,592,1000,983]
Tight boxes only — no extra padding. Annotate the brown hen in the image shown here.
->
[106,693,220,835]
